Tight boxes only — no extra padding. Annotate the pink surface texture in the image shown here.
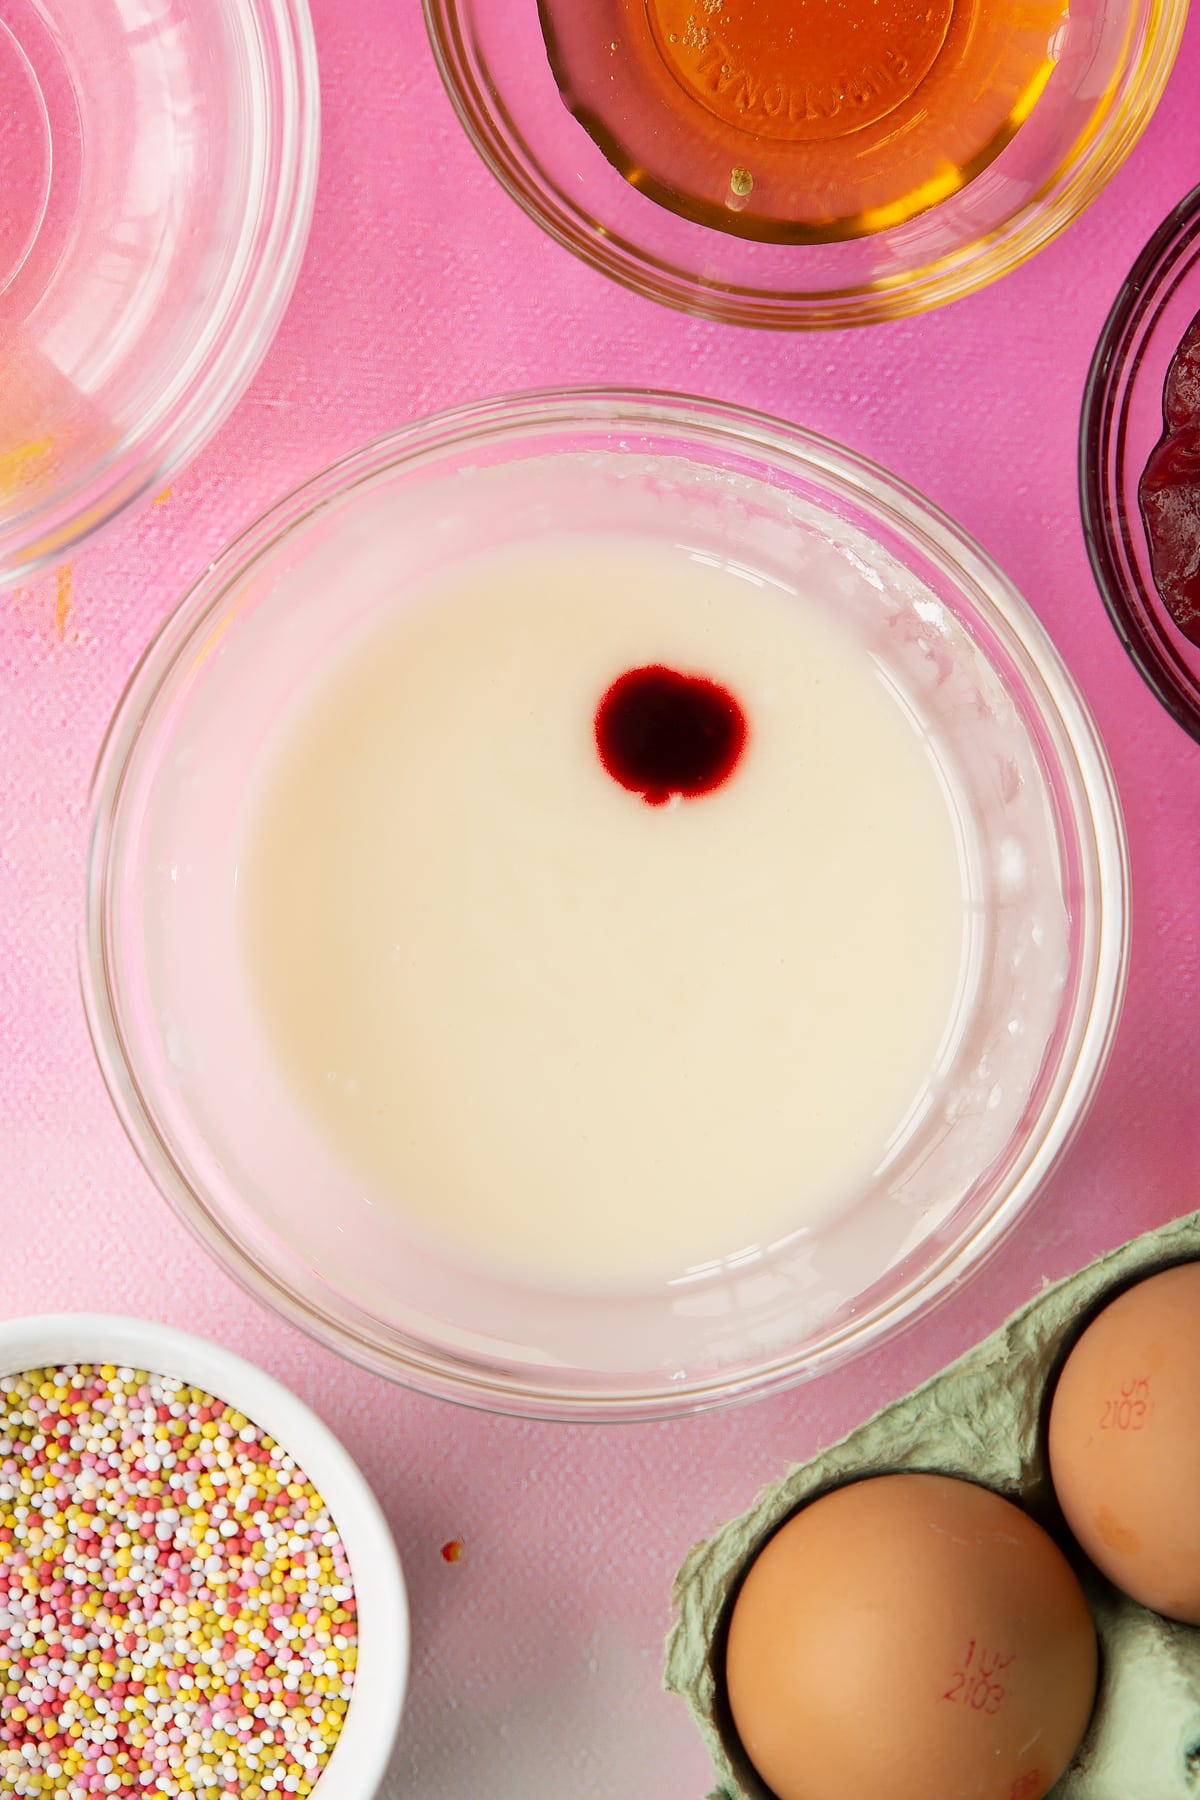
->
[3,4,1200,1795]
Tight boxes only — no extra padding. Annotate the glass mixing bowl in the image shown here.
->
[82,390,1129,1421]
[0,0,318,586]
[1081,183,1200,743]
[423,0,1184,328]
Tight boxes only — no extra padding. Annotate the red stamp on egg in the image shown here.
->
[941,1639,1014,1715]
[1100,1376,1151,1432]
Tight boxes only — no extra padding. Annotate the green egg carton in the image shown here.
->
[665,1210,1200,1800]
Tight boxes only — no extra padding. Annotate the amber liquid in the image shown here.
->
[541,0,1067,241]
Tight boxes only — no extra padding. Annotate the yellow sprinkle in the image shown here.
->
[52,564,74,640]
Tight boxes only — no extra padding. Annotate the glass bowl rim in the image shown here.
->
[1,0,321,588]
[81,385,1132,1421]
[1079,179,1200,745]
[421,0,1187,329]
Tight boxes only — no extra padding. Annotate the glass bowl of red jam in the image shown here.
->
[423,0,1184,327]
[1081,184,1200,743]
[83,389,1129,1421]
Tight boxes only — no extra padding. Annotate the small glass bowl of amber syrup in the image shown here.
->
[424,0,1184,327]
[1081,184,1200,744]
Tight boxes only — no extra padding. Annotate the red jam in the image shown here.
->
[594,664,747,805]
[1138,309,1200,647]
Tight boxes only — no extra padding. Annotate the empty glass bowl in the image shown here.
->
[423,0,1184,327]
[0,0,319,586]
[82,389,1129,1420]
[1081,183,1200,742]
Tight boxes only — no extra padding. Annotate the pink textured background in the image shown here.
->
[3,5,1200,1794]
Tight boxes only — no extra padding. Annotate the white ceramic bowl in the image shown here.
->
[0,1313,408,1799]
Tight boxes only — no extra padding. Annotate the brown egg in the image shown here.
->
[1048,1259,1200,1622]
[723,1472,1097,1800]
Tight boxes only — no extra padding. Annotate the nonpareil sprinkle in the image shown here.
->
[0,1364,358,1799]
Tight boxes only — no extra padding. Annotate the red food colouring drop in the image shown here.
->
[440,1538,466,1564]
[1139,308,1200,646]
[594,664,748,805]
